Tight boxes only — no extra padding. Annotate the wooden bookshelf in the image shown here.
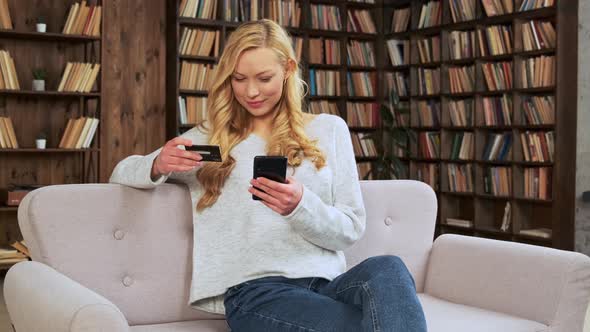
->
[166,0,384,165]
[0,0,103,268]
[384,0,578,250]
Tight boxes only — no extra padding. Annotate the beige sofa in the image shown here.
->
[4,180,590,331]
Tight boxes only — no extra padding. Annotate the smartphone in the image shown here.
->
[184,145,222,162]
[252,156,288,200]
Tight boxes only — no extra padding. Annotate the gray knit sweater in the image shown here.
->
[109,113,366,315]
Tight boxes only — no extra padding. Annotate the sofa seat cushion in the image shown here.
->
[419,294,548,332]
[131,320,228,332]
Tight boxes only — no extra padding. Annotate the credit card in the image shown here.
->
[185,145,222,162]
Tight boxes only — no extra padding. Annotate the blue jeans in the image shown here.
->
[224,255,427,332]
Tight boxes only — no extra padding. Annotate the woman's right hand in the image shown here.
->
[151,137,203,178]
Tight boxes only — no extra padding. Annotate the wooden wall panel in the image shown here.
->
[100,0,167,182]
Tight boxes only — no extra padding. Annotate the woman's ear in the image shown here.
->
[284,58,296,81]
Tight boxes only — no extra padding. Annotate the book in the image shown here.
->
[446,218,473,228]
[519,227,552,238]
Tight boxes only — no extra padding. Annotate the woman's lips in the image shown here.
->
[247,100,265,108]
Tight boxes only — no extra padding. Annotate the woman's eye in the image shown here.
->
[259,77,272,82]
[232,77,245,82]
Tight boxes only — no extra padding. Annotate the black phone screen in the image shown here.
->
[252,156,287,200]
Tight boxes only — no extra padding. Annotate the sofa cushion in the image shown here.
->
[131,320,228,332]
[418,294,548,332]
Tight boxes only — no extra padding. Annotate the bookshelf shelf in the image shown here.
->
[179,89,208,96]
[0,148,100,153]
[165,1,577,250]
[179,55,218,62]
[308,63,341,70]
[0,29,100,42]
[0,90,100,98]
[0,0,104,268]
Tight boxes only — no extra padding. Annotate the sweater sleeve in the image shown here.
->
[284,117,366,251]
[109,127,206,188]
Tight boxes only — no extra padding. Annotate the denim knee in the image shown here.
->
[362,255,416,288]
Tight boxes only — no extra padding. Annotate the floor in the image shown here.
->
[0,274,588,332]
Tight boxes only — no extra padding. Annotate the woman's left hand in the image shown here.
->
[249,176,303,216]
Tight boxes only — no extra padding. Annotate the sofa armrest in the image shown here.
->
[424,234,590,331]
[4,261,129,332]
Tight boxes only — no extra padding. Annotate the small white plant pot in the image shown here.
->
[32,80,45,91]
[35,139,47,149]
[36,23,47,33]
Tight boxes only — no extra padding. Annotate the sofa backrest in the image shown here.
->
[17,180,437,325]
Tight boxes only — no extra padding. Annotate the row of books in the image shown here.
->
[449,30,476,60]
[59,117,99,149]
[482,132,512,160]
[519,0,555,11]
[484,166,511,196]
[357,162,373,180]
[0,116,18,149]
[418,1,442,29]
[347,72,376,97]
[309,38,340,65]
[390,7,410,33]
[347,40,375,67]
[385,72,408,97]
[0,241,29,265]
[417,36,441,63]
[0,50,19,90]
[418,68,440,95]
[449,0,476,23]
[351,133,377,157]
[309,100,339,116]
[178,96,208,125]
[416,100,441,127]
[180,0,218,19]
[63,1,102,36]
[347,9,376,34]
[449,66,475,93]
[225,0,262,21]
[391,102,410,127]
[450,132,475,160]
[310,5,342,31]
[482,94,512,126]
[449,99,474,127]
[309,69,340,96]
[479,25,513,56]
[482,0,514,16]
[522,21,556,51]
[521,56,555,88]
[447,163,474,192]
[482,61,512,91]
[179,62,215,91]
[346,103,379,127]
[58,62,100,93]
[524,167,551,199]
[520,131,554,162]
[387,39,409,66]
[418,132,441,159]
[417,163,439,190]
[179,28,220,57]
[267,0,301,27]
[292,37,303,61]
[522,95,554,125]
[0,0,12,29]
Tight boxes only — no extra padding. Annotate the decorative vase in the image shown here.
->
[32,80,45,91]
[35,139,47,149]
[36,23,46,33]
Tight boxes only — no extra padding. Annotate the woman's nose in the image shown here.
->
[247,83,259,98]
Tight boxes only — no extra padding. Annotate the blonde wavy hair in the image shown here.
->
[195,19,326,212]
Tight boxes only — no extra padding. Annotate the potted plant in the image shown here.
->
[363,89,415,180]
[35,132,47,149]
[32,68,47,91]
[36,16,46,33]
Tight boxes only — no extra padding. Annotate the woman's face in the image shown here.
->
[231,47,286,119]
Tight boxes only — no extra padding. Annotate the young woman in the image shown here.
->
[110,19,426,332]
